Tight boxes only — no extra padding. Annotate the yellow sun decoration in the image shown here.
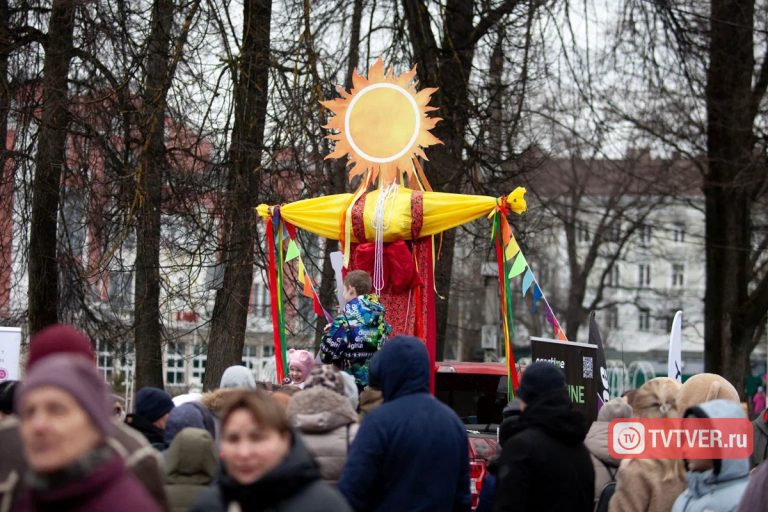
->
[321,59,442,187]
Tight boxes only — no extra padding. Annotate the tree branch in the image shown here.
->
[471,0,524,45]
[744,271,768,328]
[752,37,768,120]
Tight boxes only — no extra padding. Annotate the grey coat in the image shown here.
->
[584,420,620,505]
[286,386,359,485]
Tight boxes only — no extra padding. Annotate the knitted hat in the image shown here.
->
[0,380,18,414]
[677,373,740,416]
[219,366,256,389]
[164,401,216,445]
[287,349,314,382]
[516,361,566,405]
[598,397,633,422]
[305,364,345,395]
[16,355,112,435]
[27,324,95,370]
[134,387,175,422]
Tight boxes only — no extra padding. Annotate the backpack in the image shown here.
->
[594,460,617,512]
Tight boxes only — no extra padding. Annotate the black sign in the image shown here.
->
[530,337,598,423]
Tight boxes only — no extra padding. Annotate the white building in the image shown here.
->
[447,153,767,382]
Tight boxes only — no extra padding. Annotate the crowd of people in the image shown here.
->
[0,269,767,511]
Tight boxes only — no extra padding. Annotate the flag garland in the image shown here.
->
[283,222,334,323]
[505,240,567,342]
[491,204,569,395]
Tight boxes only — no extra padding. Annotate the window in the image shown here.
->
[191,343,207,384]
[252,282,271,317]
[241,344,258,371]
[607,307,619,329]
[639,224,653,246]
[672,223,685,243]
[638,308,651,331]
[166,342,186,385]
[605,223,621,242]
[577,222,591,243]
[108,270,133,311]
[638,264,651,288]
[59,188,87,259]
[607,265,620,287]
[662,313,675,332]
[672,263,684,287]
[96,340,113,382]
[205,263,224,290]
[262,344,275,357]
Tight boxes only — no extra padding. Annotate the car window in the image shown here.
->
[435,373,507,425]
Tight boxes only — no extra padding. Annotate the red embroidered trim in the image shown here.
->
[411,190,423,240]
[351,194,367,243]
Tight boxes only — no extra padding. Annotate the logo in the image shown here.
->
[609,418,753,459]
[0,368,7,380]
[612,421,645,454]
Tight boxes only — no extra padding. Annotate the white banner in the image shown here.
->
[668,311,683,382]
[0,327,22,382]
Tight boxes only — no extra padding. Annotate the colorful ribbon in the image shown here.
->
[266,209,288,382]
[493,212,520,396]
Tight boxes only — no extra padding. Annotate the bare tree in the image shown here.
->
[401,0,541,358]
[311,0,364,347]
[28,0,75,334]
[606,0,768,393]
[204,0,273,389]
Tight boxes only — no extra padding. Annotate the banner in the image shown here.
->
[668,311,683,382]
[0,327,22,382]
[531,336,598,423]
[588,312,610,409]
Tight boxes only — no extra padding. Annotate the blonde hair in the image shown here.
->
[633,377,682,419]
[633,377,685,482]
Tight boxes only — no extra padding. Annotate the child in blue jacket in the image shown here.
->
[320,270,391,391]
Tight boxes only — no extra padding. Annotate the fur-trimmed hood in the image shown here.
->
[286,387,358,434]
[200,388,242,418]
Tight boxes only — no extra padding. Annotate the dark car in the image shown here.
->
[435,362,509,510]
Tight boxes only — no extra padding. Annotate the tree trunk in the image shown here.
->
[403,0,475,359]
[703,0,759,396]
[134,0,175,389]
[313,0,364,348]
[0,0,10,315]
[203,0,272,390]
[564,279,587,341]
[28,0,75,334]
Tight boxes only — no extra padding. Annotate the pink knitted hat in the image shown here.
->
[287,349,314,381]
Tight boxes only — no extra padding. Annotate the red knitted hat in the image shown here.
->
[27,324,96,370]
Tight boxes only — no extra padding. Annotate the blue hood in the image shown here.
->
[368,336,430,402]
[684,399,750,498]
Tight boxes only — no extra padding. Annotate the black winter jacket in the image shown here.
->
[125,414,167,451]
[493,390,594,512]
[190,432,351,512]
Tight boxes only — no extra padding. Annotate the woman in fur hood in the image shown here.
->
[286,365,359,486]
[199,365,259,445]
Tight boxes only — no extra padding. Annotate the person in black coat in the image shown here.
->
[493,361,594,512]
[339,336,471,512]
[191,390,351,512]
[125,387,175,450]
